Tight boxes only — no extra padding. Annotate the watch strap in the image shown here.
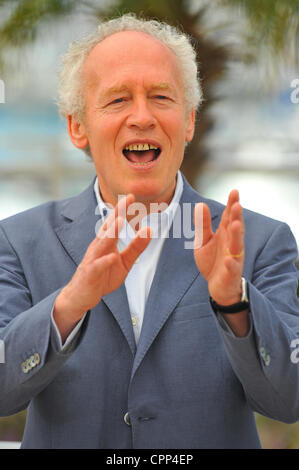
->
[209,278,250,314]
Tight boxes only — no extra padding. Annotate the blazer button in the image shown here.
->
[264,354,271,366]
[34,353,40,365]
[259,346,270,366]
[29,355,36,368]
[21,361,29,373]
[124,412,131,426]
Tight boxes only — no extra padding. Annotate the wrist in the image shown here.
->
[210,278,249,314]
[53,288,88,344]
[54,287,86,324]
[210,280,242,306]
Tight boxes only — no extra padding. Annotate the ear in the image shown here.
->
[67,115,89,149]
[185,108,195,143]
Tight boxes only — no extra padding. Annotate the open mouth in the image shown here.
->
[122,143,161,165]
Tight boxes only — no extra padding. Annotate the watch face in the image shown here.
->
[241,277,249,302]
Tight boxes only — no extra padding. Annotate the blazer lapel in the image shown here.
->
[54,181,99,267]
[131,176,220,378]
[54,178,136,356]
[101,287,136,355]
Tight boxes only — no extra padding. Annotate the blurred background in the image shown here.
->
[0,0,299,448]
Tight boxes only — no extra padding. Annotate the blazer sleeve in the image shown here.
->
[215,221,299,423]
[0,225,83,416]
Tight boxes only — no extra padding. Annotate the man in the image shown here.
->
[0,14,299,449]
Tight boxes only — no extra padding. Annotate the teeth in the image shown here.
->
[125,143,158,151]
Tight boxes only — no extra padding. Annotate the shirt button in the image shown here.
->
[124,412,131,426]
[134,257,140,264]
[131,316,138,327]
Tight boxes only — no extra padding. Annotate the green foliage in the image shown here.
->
[0,410,26,442]
[1,0,299,60]
[94,0,200,26]
[220,0,299,60]
[0,0,77,47]
[255,413,299,449]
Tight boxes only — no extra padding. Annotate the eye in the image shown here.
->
[110,97,124,104]
[152,94,173,104]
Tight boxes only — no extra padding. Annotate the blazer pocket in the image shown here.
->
[172,302,212,322]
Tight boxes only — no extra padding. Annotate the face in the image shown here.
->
[68,31,195,208]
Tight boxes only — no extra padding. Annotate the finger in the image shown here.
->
[227,219,245,261]
[97,193,135,236]
[225,198,245,260]
[114,193,135,223]
[224,220,245,280]
[102,215,125,241]
[120,226,152,271]
[228,190,240,209]
[229,201,243,226]
[89,194,136,262]
[87,216,125,262]
[97,205,116,235]
[194,203,213,249]
[221,189,240,228]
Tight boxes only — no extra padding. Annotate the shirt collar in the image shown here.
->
[93,170,183,235]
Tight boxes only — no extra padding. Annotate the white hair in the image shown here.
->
[57,13,202,123]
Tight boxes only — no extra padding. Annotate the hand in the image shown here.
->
[193,190,245,306]
[54,194,152,340]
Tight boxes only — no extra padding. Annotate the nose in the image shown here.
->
[126,98,156,130]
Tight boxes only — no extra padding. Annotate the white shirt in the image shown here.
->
[51,171,183,349]
[93,171,183,344]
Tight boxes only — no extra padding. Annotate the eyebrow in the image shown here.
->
[102,82,176,99]
[150,82,175,93]
[102,85,130,99]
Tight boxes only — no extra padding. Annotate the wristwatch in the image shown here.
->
[209,277,250,314]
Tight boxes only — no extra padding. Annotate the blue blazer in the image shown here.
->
[0,175,299,449]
